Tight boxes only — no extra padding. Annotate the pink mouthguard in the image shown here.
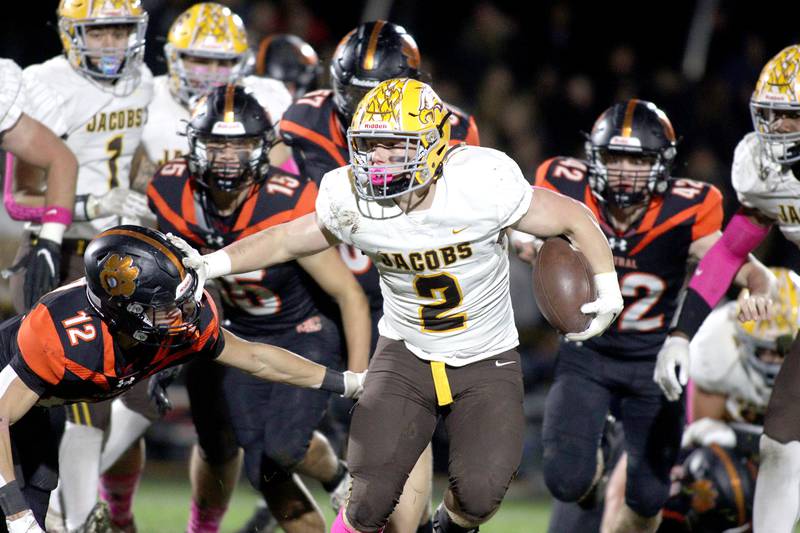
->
[369,167,395,186]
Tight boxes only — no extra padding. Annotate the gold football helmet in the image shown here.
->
[57,0,147,83]
[347,78,451,201]
[751,44,800,164]
[735,267,799,386]
[164,2,252,105]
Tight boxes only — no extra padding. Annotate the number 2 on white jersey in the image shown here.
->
[413,273,467,333]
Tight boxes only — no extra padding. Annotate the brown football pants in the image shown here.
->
[764,334,800,443]
[345,336,525,532]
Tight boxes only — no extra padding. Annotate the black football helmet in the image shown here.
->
[586,99,677,208]
[187,84,275,197]
[255,34,321,99]
[665,444,756,533]
[84,225,201,346]
[330,20,421,125]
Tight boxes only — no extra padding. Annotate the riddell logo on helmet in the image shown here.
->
[609,135,642,148]
[363,123,389,129]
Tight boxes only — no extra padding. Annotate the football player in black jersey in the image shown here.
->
[0,225,364,533]
[529,100,772,533]
[277,22,480,532]
[147,84,370,533]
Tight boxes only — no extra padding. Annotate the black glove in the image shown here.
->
[23,238,61,311]
[147,366,182,416]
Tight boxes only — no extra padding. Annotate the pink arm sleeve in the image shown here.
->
[687,212,771,307]
[3,153,46,222]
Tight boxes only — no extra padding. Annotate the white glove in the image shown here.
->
[565,271,624,341]
[166,233,231,301]
[653,335,690,401]
[681,417,737,448]
[343,370,367,399]
[6,511,44,533]
[87,188,151,219]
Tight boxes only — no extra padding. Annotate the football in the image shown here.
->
[532,237,596,334]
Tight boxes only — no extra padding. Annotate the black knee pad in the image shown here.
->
[542,442,599,503]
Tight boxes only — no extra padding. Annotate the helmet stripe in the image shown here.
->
[363,20,386,71]
[621,99,639,137]
[102,228,186,278]
[224,84,236,122]
[709,444,747,525]
[255,35,275,76]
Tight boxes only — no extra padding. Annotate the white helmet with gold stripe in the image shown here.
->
[57,0,147,85]
[164,2,253,105]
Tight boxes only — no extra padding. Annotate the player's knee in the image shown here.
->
[261,432,310,471]
[196,432,239,466]
[449,478,507,524]
[542,445,598,502]
[625,471,670,518]
[345,469,406,531]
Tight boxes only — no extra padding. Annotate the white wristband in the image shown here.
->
[38,222,66,244]
[593,271,620,296]
[205,250,232,279]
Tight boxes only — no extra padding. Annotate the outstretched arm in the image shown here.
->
[215,329,364,398]
[178,212,338,282]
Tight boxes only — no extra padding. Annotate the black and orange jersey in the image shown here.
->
[279,89,480,311]
[535,156,724,358]
[3,280,223,405]
[146,157,320,336]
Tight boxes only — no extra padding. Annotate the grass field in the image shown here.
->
[132,473,552,533]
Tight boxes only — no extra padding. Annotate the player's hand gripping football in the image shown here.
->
[565,272,624,341]
[653,334,690,401]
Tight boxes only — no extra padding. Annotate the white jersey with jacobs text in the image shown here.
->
[142,75,293,166]
[733,132,800,247]
[316,146,533,365]
[690,301,770,424]
[22,56,153,239]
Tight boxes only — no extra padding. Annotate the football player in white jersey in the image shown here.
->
[11,1,154,531]
[0,58,77,310]
[169,78,624,533]
[651,44,800,532]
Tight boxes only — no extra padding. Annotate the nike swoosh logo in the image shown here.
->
[452,226,469,234]
[495,360,515,367]
[36,249,55,276]
[695,268,703,276]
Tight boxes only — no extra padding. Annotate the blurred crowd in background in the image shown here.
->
[3,0,800,493]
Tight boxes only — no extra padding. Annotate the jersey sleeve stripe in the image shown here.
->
[148,187,204,246]
[534,158,558,188]
[328,113,346,147]
[232,191,260,232]
[237,209,299,240]
[292,181,318,218]
[280,119,347,167]
[101,322,116,377]
[181,180,199,226]
[691,186,724,241]
[17,304,65,386]
[64,359,109,389]
[630,202,710,255]
[464,115,480,146]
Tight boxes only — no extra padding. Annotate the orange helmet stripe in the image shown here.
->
[102,228,186,277]
[621,99,640,137]
[224,84,236,122]
[709,444,747,525]
[363,20,386,71]
[255,35,275,76]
